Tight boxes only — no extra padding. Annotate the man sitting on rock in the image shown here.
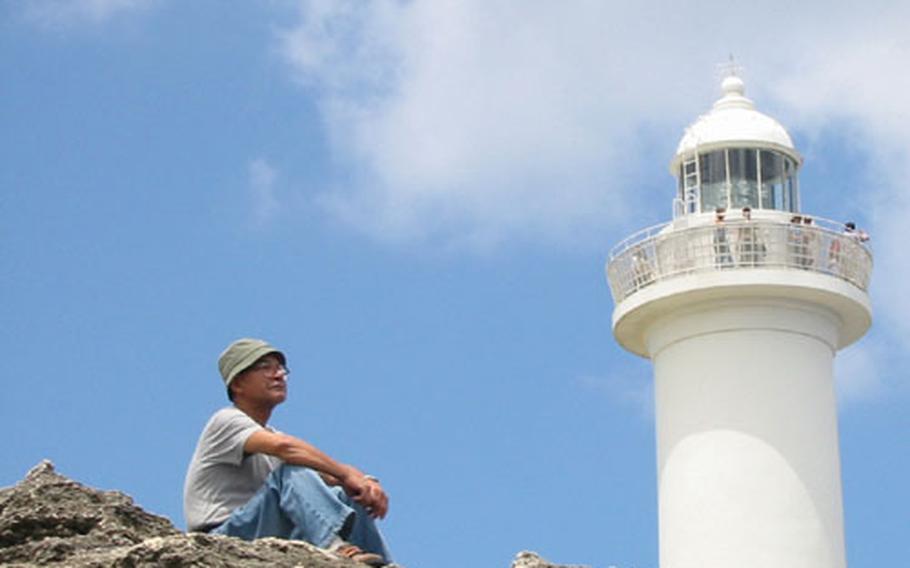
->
[184,338,392,566]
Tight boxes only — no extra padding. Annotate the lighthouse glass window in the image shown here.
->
[759,150,799,212]
[784,157,799,211]
[760,150,784,209]
[698,150,727,212]
[729,148,759,208]
[694,148,799,213]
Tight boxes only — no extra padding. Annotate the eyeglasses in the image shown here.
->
[247,360,290,376]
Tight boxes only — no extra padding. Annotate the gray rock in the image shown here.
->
[510,550,589,568]
[0,461,361,567]
[1,461,583,567]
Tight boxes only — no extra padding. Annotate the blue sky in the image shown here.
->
[2,2,908,567]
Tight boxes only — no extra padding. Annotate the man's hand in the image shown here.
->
[340,469,389,519]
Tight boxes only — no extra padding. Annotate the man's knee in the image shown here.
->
[272,464,335,494]
[276,463,321,481]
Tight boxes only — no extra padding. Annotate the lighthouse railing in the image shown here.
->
[607,218,873,303]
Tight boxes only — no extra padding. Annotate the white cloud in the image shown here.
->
[764,21,910,347]
[277,2,910,249]
[248,158,280,226]
[834,342,884,406]
[278,0,910,392]
[279,1,712,248]
[577,371,653,419]
[24,0,156,28]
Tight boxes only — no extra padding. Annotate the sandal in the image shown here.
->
[331,542,386,566]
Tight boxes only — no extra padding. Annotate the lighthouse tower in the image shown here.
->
[607,74,872,568]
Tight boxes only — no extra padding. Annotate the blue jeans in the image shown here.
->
[211,464,391,561]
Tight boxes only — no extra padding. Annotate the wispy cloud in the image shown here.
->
[248,158,280,226]
[23,0,157,28]
[834,342,884,406]
[766,24,910,348]
[276,2,908,247]
[278,1,701,248]
[277,0,910,395]
[576,371,653,419]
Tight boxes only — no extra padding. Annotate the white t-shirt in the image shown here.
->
[183,407,282,531]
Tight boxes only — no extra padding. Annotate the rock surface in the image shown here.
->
[0,461,586,567]
[510,551,589,568]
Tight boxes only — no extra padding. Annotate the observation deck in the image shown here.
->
[608,217,872,303]
[607,215,873,356]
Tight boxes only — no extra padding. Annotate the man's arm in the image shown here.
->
[244,430,388,519]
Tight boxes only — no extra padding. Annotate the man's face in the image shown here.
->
[231,353,289,407]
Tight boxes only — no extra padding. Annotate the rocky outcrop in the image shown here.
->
[510,551,588,568]
[0,461,586,567]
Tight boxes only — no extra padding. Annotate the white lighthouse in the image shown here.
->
[607,74,873,568]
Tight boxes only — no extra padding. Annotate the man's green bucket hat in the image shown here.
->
[218,338,286,388]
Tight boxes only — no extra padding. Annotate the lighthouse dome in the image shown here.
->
[671,76,800,172]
